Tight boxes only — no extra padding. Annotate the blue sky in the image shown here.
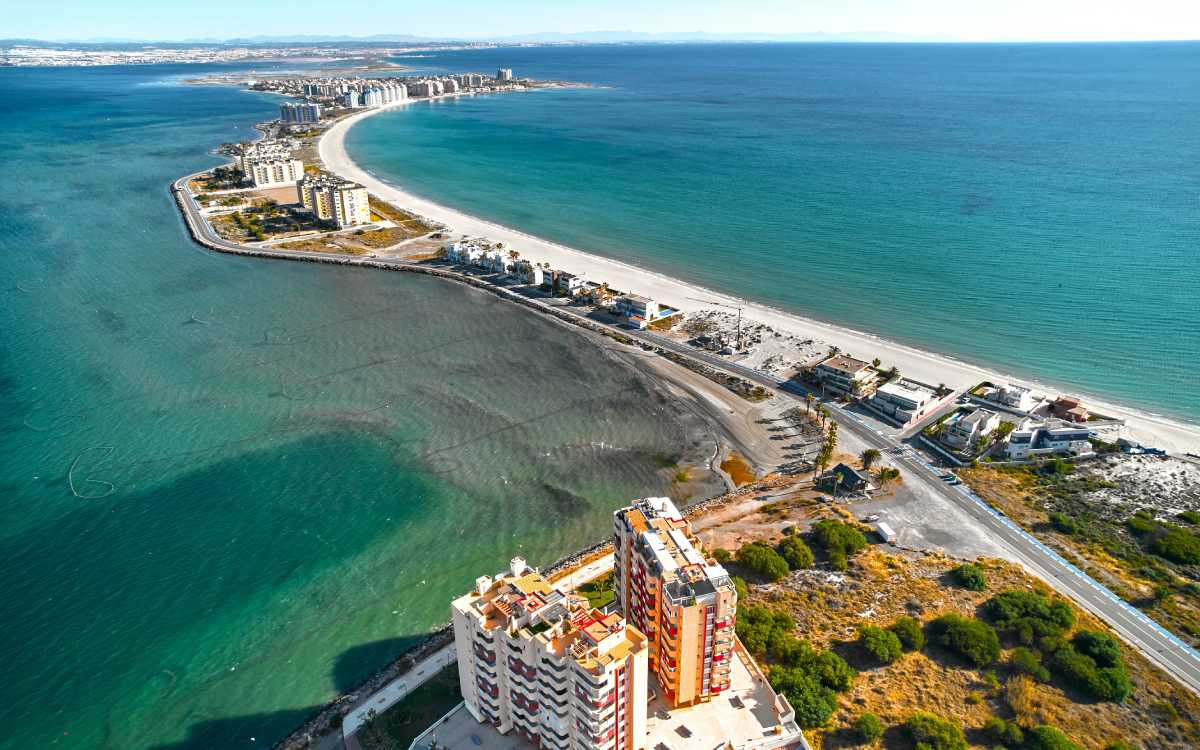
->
[8,0,1199,42]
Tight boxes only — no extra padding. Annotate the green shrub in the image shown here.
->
[777,536,814,569]
[1177,511,1200,525]
[1049,512,1080,535]
[889,616,925,652]
[812,519,868,571]
[737,542,790,582]
[984,590,1074,644]
[736,605,794,656]
[1105,742,1140,750]
[1048,645,1132,702]
[860,625,903,664]
[1125,515,1156,535]
[712,548,732,564]
[1025,725,1084,750]
[904,712,966,750]
[952,562,987,591]
[930,613,1000,667]
[1008,647,1050,681]
[854,712,884,743]
[1072,630,1121,668]
[767,668,837,728]
[1150,526,1200,564]
[982,716,1024,747]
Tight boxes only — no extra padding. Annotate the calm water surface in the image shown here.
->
[353,42,1200,422]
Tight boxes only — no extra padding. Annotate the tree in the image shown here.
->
[860,448,881,470]
[860,625,903,664]
[984,590,1074,645]
[874,466,901,486]
[885,366,899,382]
[930,613,1000,667]
[1048,645,1132,702]
[769,668,837,728]
[983,717,1024,747]
[889,616,925,652]
[994,421,1016,441]
[1072,630,1121,668]
[812,519,868,571]
[871,358,881,368]
[712,548,732,564]
[904,712,966,750]
[1150,526,1200,564]
[732,575,749,601]
[854,712,884,743]
[777,536,814,570]
[737,542,790,582]
[952,563,987,591]
[805,393,814,415]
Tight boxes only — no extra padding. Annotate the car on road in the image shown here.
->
[940,472,961,485]
[860,513,881,523]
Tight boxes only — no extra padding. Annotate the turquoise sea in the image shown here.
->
[352,42,1200,424]
[0,64,719,748]
[3,42,1200,750]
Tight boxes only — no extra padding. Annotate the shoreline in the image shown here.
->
[317,96,1200,453]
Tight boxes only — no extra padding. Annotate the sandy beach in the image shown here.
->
[319,96,1200,454]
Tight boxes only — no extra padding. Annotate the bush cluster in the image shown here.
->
[811,519,868,570]
[777,536,814,569]
[889,616,925,652]
[737,605,856,728]
[1043,630,1132,702]
[930,613,1000,667]
[737,542,790,582]
[1007,646,1050,681]
[1049,512,1080,535]
[859,625,903,664]
[904,712,966,750]
[952,562,987,591]
[853,712,883,743]
[984,590,1074,645]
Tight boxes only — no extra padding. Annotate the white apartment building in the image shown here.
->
[614,294,662,328]
[297,175,371,228]
[244,157,305,188]
[814,355,874,395]
[497,67,514,81]
[943,407,1002,449]
[990,382,1037,412]
[1006,419,1093,460]
[870,379,938,424]
[452,557,649,750]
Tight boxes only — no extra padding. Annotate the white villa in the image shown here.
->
[1006,419,1094,460]
[870,379,938,425]
[943,407,1002,449]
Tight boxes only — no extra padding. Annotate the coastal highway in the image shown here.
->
[629,328,1200,696]
[172,175,1200,697]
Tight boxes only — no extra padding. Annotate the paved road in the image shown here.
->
[174,176,1200,696]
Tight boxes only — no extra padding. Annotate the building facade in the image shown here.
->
[452,557,649,750]
[497,67,514,81]
[813,355,874,395]
[870,379,937,424]
[280,101,321,124]
[1006,419,1093,460]
[297,175,371,228]
[943,407,1002,449]
[613,498,737,708]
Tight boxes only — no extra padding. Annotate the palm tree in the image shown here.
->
[826,423,839,454]
[826,345,841,359]
[861,448,881,470]
[872,358,881,369]
[804,393,814,415]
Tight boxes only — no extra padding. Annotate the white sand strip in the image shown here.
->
[319,97,1200,454]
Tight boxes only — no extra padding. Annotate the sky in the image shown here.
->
[6,0,1199,43]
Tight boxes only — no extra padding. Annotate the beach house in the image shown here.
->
[1005,419,1094,460]
[942,407,1002,449]
[1052,396,1090,423]
[990,383,1036,412]
[870,379,939,425]
[813,355,874,396]
[614,294,662,328]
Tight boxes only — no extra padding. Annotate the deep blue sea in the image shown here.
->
[351,42,1200,423]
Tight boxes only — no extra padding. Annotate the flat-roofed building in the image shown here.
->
[1052,395,1090,423]
[497,67,514,81]
[280,101,321,124]
[235,140,305,188]
[614,294,661,328]
[452,556,649,750]
[613,498,737,708]
[943,407,1002,449]
[297,175,371,228]
[991,382,1036,412]
[870,379,938,424]
[1006,419,1093,460]
[814,355,874,395]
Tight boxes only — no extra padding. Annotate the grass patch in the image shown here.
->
[358,664,461,750]
[577,571,615,610]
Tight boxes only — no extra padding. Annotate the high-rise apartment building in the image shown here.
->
[612,498,737,707]
[235,140,304,188]
[452,557,649,750]
[297,175,371,228]
[280,102,321,124]
[497,67,514,81]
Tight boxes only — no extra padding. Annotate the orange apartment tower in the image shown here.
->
[612,497,737,707]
